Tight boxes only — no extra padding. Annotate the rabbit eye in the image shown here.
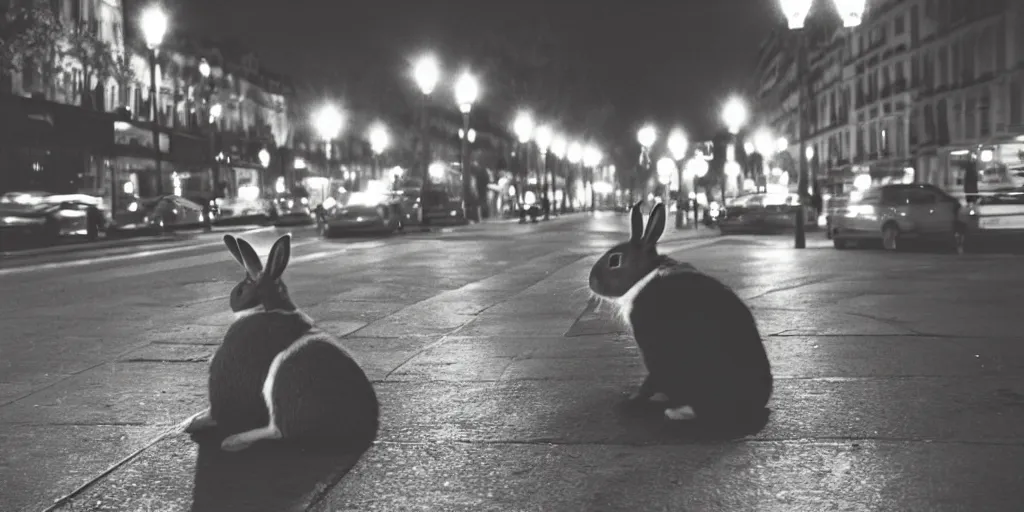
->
[608,253,622,269]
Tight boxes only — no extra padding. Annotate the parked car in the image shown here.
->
[718,193,816,234]
[958,187,1024,252]
[0,191,106,245]
[109,195,209,234]
[830,184,962,251]
[317,190,404,237]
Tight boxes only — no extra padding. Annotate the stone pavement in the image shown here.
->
[19,231,1024,512]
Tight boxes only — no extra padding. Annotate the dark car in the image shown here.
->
[0,191,106,246]
[270,188,315,226]
[108,195,209,234]
[317,191,403,237]
[718,193,815,234]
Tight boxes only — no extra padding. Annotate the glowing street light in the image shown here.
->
[534,125,553,153]
[513,111,534,144]
[313,104,344,164]
[722,97,748,134]
[551,134,567,159]
[454,71,479,114]
[582,145,602,168]
[140,4,168,195]
[413,54,440,96]
[198,58,210,78]
[368,122,389,155]
[140,6,167,49]
[776,137,789,153]
[313,105,344,142]
[667,129,689,161]
[754,130,775,156]
[567,141,583,164]
[637,125,656,149]
[779,0,864,249]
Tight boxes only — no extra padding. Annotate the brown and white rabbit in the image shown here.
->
[185,234,379,452]
[588,201,773,424]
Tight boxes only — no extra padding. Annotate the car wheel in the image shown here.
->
[882,224,900,251]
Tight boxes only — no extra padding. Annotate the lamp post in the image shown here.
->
[667,128,689,228]
[780,0,865,248]
[583,145,602,213]
[550,134,567,214]
[513,111,534,223]
[368,122,389,182]
[413,54,439,224]
[656,157,676,209]
[637,125,656,205]
[567,141,582,212]
[141,5,167,197]
[534,125,553,220]
[683,158,709,228]
[312,104,344,182]
[454,71,479,222]
[721,96,748,203]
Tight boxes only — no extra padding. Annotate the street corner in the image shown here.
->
[47,429,368,512]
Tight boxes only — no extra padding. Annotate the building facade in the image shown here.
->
[752,0,1024,197]
[1,0,297,214]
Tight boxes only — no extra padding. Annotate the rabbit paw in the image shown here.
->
[184,409,217,433]
[221,425,282,452]
[664,405,697,421]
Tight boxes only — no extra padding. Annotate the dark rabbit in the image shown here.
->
[588,201,773,423]
[185,234,379,452]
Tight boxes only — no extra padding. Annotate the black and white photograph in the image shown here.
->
[2,0,1024,510]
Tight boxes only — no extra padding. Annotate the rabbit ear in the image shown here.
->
[642,202,667,245]
[234,237,264,279]
[223,235,245,270]
[265,234,291,280]
[629,201,645,244]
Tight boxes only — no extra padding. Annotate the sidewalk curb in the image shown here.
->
[0,225,273,261]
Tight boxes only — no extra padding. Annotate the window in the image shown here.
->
[895,15,906,35]
[906,188,937,205]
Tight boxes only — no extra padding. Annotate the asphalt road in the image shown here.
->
[2,214,1023,511]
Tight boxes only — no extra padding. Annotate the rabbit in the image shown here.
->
[184,233,380,452]
[588,201,773,424]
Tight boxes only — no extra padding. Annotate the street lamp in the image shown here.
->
[552,134,567,213]
[583,145,602,213]
[512,112,534,222]
[454,71,479,221]
[312,104,344,180]
[567,141,582,211]
[683,158,710,229]
[368,122,389,180]
[780,0,864,248]
[534,125,553,220]
[141,5,167,196]
[412,53,441,223]
[667,128,689,228]
[722,97,748,135]
[637,125,656,206]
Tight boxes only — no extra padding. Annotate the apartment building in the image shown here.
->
[752,0,1024,196]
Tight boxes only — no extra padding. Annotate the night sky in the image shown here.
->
[173,0,780,149]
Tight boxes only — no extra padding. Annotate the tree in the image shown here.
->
[0,0,68,99]
[108,51,137,110]
[66,22,113,108]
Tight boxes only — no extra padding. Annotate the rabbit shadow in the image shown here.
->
[614,397,772,442]
[188,428,370,512]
